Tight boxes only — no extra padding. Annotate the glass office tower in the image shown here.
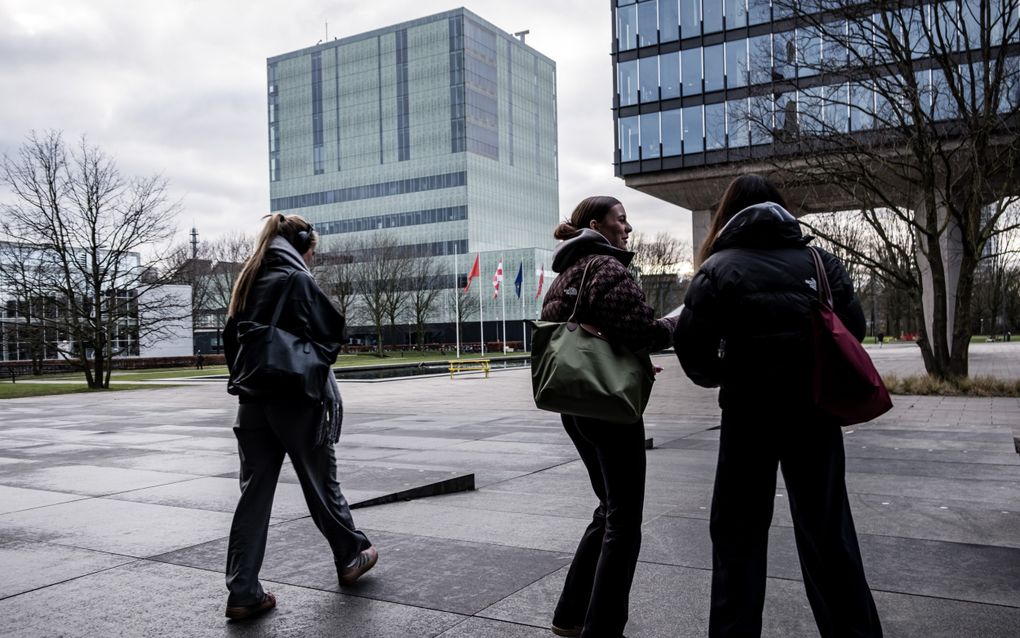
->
[268,8,558,344]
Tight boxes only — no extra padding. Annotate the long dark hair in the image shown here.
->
[227,213,316,317]
[553,196,622,240]
[695,175,788,267]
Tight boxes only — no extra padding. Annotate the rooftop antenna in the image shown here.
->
[190,226,199,261]
[513,30,530,44]
[325,20,329,41]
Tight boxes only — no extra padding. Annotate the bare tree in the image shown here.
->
[314,250,357,322]
[629,231,691,315]
[0,130,184,387]
[407,254,444,349]
[0,242,55,373]
[744,0,1020,378]
[351,236,409,356]
[167,232,251,339]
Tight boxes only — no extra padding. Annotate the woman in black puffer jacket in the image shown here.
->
[675,175,882,638]
[542,196,677,638]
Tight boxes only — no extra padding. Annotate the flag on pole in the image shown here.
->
[535,263,545,299]
[514,262,523,298]
[492,258,503,298]
[463,254,480,292]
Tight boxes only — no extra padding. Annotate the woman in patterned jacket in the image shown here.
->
[541,196,678,638]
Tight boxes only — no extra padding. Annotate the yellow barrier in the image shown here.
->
[448,359,491,379]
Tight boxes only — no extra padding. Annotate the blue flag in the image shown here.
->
[514,262,523,298]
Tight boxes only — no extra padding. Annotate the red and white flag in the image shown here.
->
[492,258,503,298]
[463,254,480,293]
[535,263,545,299]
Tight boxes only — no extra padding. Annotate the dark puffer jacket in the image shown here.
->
[224,251,345,403]
[674,202,865,411]
[542,229,676,353]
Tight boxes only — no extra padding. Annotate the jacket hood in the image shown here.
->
[711,202,810,254]
[551,228,635,273]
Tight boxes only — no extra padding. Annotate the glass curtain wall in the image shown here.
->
[613,0,1020,165]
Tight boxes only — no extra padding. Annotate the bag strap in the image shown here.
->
[808,247,834,309]
[567,257,599,324]
[269,272,301,328]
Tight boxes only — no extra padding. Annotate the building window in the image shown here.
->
[704,44,725,92]
[396,29,411,161]
[619,59,638,106]
[661,108,682,156]
[748,0,770,25]
[705,102,726,150]
[726,0,748,29]
[727,98,750,148]
[680,0,700,37]
[638,0,658,47]
[749,34,772,85]
[619,115,640,161]
[660,51,681,99]
[682,47,702,96]
[682,105,704,153]
[640,111,661,158]
[311,52,324,174]
[726,39,748,89]
[639,56,659,103]
[660,0,679,43]
[704,0,724,34]
[617,3,638,51]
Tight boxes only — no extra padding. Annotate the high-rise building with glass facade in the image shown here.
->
[610,0,1019,246]
[268,8,558,345]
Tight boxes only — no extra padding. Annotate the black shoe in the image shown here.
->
[225,591,276,620]
[551,624,582,637]
[338,546,378,585]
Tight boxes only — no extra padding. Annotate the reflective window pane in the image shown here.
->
[705,102,726,150]
[660,51,681,99]
[640,111,661,158]
[750,94,773,144]
[660,0,679,42]
[682,47,702,95]
[619,115,640,161]
[638,0,658,47]
[704,0,724,34]
[704,44,725,92]
[618,59,639,106]
[639,56,659,103]
[798,27,821,77]
[680,0,701,37]
[774,31,795,80]
[662,108,683,156]
[726,0,747,29]
[617,4,638,51]
[727,98,750,147]
[748,0,770,25]
[749,34,772,84]
[726,39,748,89]
[682,105,704,153]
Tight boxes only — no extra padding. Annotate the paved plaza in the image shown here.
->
[0,344,1018,637]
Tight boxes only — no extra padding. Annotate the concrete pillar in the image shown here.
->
[915,203,964,354]
[691,208,714,262]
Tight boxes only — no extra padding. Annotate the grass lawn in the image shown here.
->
[0,383,172,400]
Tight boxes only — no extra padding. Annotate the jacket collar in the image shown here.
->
[551,228,634,273]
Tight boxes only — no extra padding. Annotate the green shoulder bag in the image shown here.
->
[531,258,655,424]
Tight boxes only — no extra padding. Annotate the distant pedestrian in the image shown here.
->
[674,175,883,637]
[876,332,884,348]
[541,196,678,637]
[195,350,204,369]
[221,213,377,621]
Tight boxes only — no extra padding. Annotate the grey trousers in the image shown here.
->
[225,402,371,606]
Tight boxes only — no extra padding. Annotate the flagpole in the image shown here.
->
[454,253,461,358]
[500,256,507,353]
[479,256,484,356]
[521,282,527,352]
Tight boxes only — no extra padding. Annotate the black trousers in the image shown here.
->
[709,409,882,638]
[554,414,646,638]
[225,402,371,606]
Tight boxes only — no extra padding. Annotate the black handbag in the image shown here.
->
[227,273,338,401]
[531,258,655,424]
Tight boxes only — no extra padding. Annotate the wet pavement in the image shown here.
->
[0,347,1018,637]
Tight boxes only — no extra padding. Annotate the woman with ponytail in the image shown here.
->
[541,196,678,638]
[221,213,377,621]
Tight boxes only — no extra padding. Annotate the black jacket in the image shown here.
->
[674,202,866,411]
[224,252,345,402]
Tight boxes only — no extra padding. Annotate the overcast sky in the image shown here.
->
[0,0,693,251]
